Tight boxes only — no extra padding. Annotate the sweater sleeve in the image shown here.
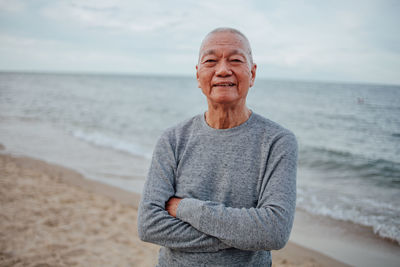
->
[176,133,297,251]
[137,132,230,252]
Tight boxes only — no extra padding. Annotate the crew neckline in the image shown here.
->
[199,110,255,135]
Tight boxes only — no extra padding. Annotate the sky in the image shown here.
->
[0,0,399,85]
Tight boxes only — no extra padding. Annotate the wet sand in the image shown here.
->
[0,153,350,266]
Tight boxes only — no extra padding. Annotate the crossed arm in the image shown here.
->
[137,135,231,252]
[137,133,297,252]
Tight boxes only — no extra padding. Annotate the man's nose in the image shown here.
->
[215,60,232,77]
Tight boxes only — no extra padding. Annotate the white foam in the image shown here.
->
[71,129,152,159]
[0,118,150,193]
[297,186,400,244]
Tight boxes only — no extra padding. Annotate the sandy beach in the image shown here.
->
[0,152,351,267]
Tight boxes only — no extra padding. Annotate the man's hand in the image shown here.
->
[166,197,182,218]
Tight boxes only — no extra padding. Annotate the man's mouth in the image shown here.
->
[213,82,236,87]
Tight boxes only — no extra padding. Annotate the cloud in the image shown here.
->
[41,1,186,33]
[0,33,197,75]
[0,33,135,72]
[0,0,25,13]
[1,0,399,84]
[40,0,271,37]
[241,1,400,83]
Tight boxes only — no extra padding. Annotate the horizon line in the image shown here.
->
[1,69,399,87]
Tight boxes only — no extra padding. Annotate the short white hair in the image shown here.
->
[199,27,254,65]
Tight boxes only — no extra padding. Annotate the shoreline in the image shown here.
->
[291,209,400,267]
[1,112,399,248]
[0,153,350,266]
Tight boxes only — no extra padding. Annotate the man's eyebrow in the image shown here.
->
[201,49,216,58]
[229,49,247,57]
[200,49,247,59]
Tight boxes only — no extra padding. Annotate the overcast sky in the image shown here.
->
[0,0,399,85]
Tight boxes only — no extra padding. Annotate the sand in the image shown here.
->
[0,153,350,267]
[0,154,158,266]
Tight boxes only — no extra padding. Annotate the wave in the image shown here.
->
[70,129,152,159]
[299,145,400,186]
[298,145,400,244]
[297,186,400,244]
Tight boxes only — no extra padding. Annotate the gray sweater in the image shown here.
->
[138,112,297,266]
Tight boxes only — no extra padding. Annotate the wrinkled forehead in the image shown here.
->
[198,32,252,62]
[200,32,249,55]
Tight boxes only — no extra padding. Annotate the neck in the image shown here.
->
[205,103,251,129]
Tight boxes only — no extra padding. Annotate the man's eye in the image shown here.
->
[231,59,243,62]
[204,59,216,63]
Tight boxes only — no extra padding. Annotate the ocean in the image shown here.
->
[1,72,399,245]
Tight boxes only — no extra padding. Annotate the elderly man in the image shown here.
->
[138,27,297,266]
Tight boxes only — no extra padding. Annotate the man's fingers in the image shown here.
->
[166,197,182,218]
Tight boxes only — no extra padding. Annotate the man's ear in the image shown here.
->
[196,65,201,88]
[249,63,257,87]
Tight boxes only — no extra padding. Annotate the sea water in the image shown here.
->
[1,72,399,244]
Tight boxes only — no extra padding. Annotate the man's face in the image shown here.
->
[196,31,257,106]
